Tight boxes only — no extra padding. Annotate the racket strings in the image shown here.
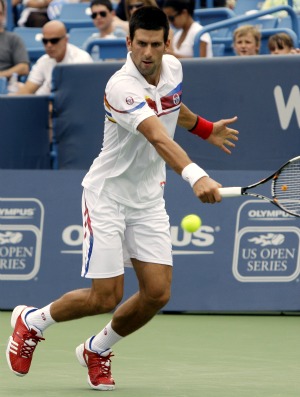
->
[273,160,300,216]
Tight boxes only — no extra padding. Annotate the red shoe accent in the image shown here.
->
[6,307,44,376]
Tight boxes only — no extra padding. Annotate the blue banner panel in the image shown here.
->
[51,57,300,171]
[0,96,51,169]
[0,170,299,312]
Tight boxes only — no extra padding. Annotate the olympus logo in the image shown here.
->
[0,208,35,218]
[0,198,44,281]
[248,209,291,219]
[61,224,219,255]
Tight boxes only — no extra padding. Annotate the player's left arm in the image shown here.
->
[178,103,239,155]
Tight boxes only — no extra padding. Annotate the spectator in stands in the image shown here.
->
[0,0,30,79]
[17,0,52,27]
[233,25,261,56]
[116,0,161,21]
[261,0,300,18]
[15,20,93,94]
[163,0,213,58]
[87,0,128,39]
[268,32,300,54]
[124,0,158,20]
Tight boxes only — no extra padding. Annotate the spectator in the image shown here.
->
[268,32,300,54]
[16,20,93,95]
[87,0,128,39]
[17,0,52,27]
[261,0,300,18]
[233,25,261,56]
[116,0,162,20]
[124,0,158,20]
[163,0,213,58]
[83,0,128,61]
[0,0,30,79]
[199,0,225,6]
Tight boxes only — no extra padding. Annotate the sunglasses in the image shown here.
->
[168,11,182,23]
[91,11,108,19]
[42,36,65,45]
[128,2,144,11]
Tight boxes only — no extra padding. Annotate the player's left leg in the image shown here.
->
[111,260,173,336]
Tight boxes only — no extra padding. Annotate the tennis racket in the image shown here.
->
[219,155,300,217]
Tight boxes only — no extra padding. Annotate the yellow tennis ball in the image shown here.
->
[181,214,202,233]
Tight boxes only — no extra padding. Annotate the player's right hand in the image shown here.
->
[193,176,222,203]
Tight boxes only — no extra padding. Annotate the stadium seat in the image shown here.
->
[68,27,98,48]
[234,0,263,15]
[0,77,7,94]
[13,27,45,64]
[194,7,236,38]
[212,43,225,57]
[57,3,94,31]
[194,7,235,26]
[238,16,278,30]
[83,38,128,60]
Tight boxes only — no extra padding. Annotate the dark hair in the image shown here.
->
[90,0,113,12]
[129,6,169,42]
[268,32,294,51]
[0,0,5,11]
[163,0,195,16]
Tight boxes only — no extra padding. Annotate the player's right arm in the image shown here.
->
[137,115,222,204]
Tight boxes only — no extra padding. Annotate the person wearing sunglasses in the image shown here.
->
[89,0,128,40]
[163,0,213,58]
[14,20,93,95]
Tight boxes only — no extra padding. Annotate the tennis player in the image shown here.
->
[6,6,238,391]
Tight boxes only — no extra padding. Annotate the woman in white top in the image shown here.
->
[163,0,213,58]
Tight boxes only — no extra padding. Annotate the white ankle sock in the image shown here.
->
[25,303,56,334]
[88,321,123,354]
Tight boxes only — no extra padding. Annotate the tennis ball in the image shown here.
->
[181,214,202,233]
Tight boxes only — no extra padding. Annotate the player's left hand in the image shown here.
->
[207,116,239,154]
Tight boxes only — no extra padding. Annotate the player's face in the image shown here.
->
[127,28,169,85]
[234,33,259,56]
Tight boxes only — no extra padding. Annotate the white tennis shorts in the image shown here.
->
[81,189,173,279]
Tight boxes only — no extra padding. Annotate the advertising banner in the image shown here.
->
[0,170,299,312]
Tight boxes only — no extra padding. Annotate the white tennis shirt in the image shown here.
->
[82,52,183,209]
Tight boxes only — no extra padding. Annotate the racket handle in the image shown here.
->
[219,187,242,197]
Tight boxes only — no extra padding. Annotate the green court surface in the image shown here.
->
[1,312,299,397]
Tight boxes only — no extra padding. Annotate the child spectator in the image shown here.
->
[233,25,261,56]
[268,32,300,54]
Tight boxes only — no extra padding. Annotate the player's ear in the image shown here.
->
[164,38,170,53]
[126,36,132,50]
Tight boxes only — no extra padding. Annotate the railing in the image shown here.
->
[193,5,300,57]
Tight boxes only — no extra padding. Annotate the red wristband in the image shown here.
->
[188,115,213,140]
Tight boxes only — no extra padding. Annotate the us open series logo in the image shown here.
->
[232,201,300,282]
[0,198,44,281]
